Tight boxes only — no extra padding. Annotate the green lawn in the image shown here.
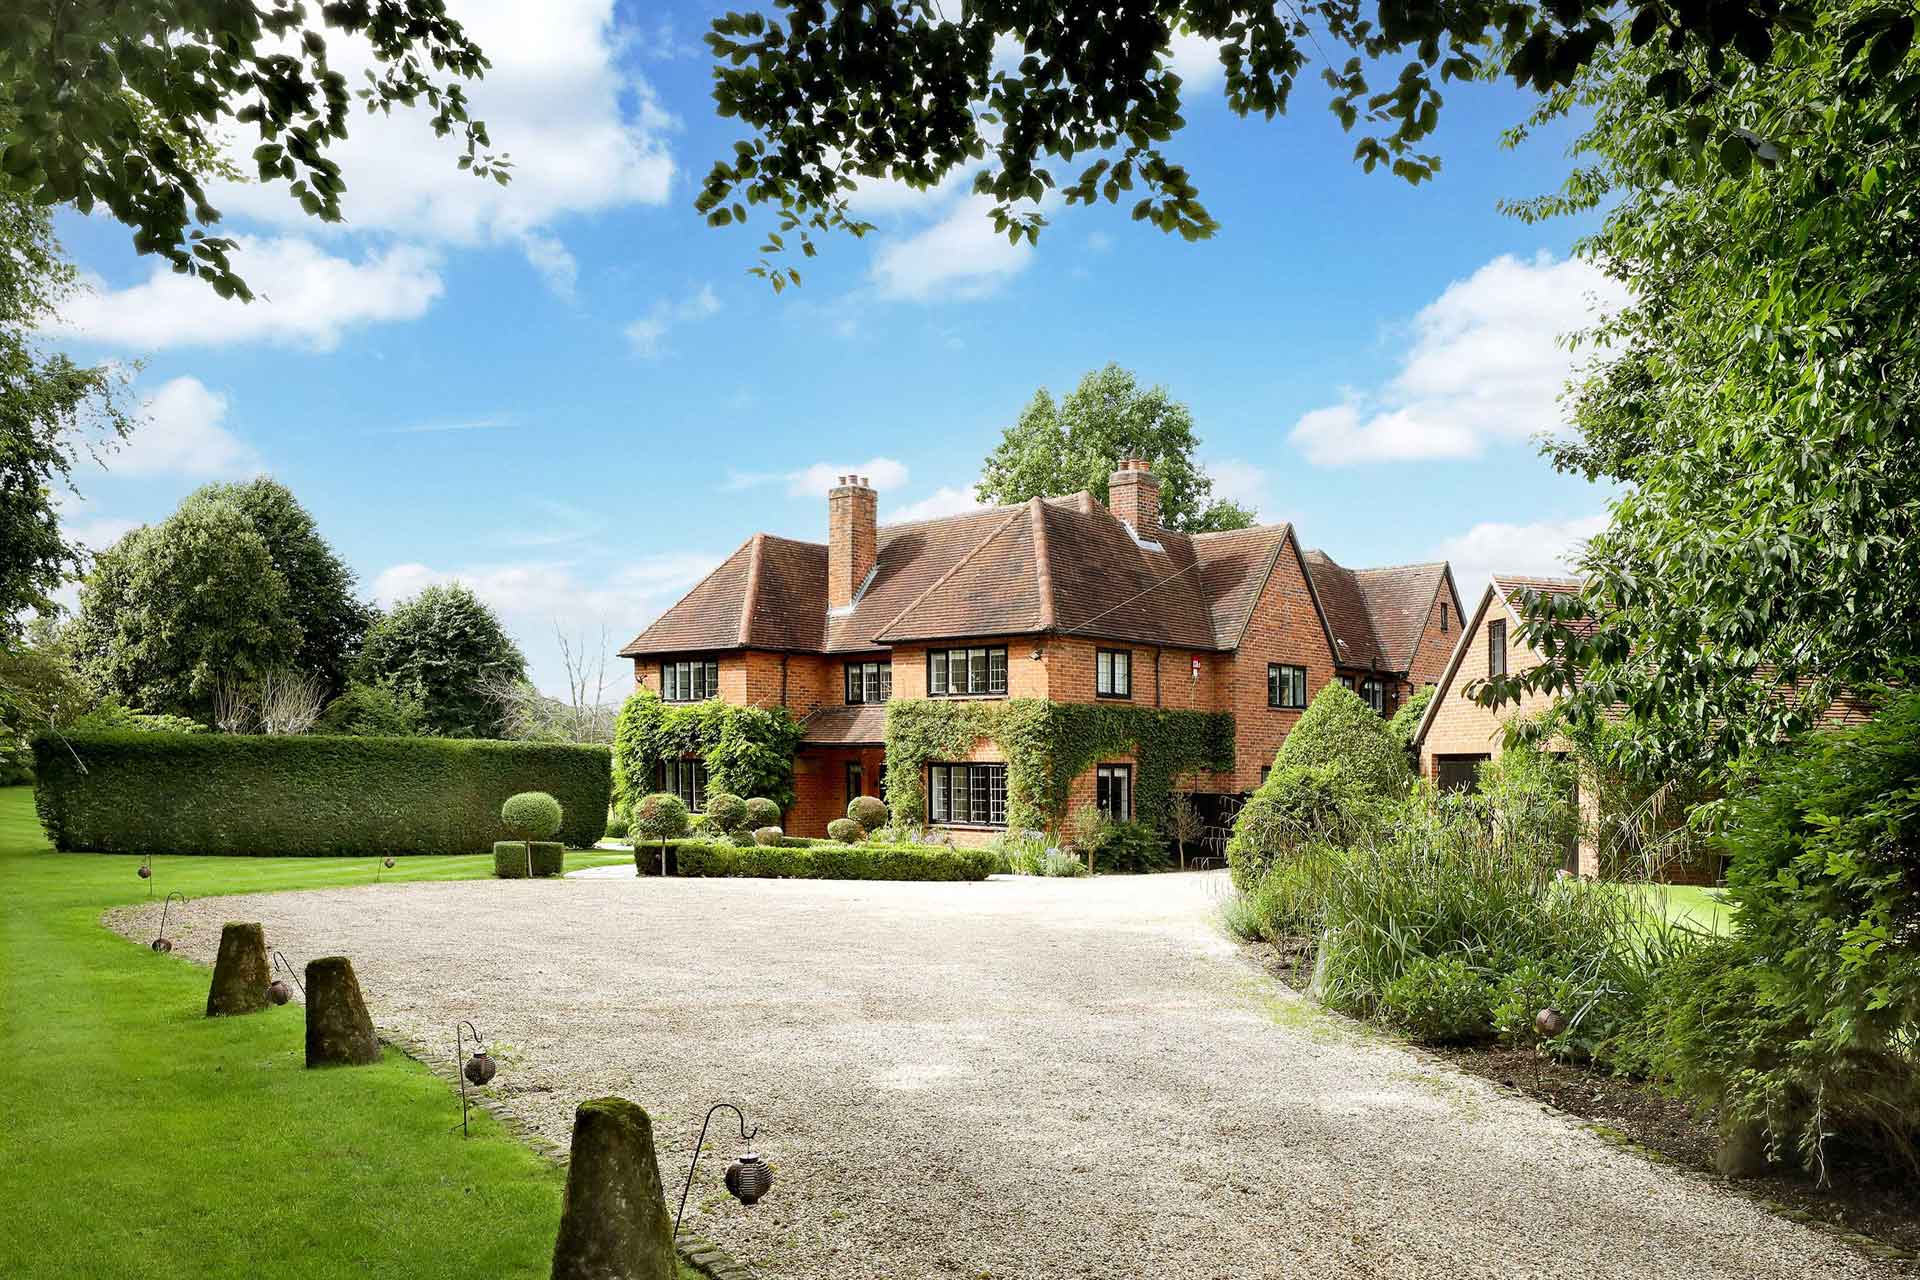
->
[1637,883,1730,934]
[0,786,697,1280]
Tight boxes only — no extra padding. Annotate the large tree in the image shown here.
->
[0,1,505,299]
[199,478,373,698]
[0,196,134,640]
[72,497,295,716]
[356,584,526,738]
[692,0,1909,285]
[1480,5,1920,771]
[977,364,1254,532]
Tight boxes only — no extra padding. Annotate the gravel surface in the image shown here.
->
[111,871,1884,1280]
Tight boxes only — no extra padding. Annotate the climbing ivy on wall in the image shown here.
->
[884,698,1235,832]
[612,689,804,810]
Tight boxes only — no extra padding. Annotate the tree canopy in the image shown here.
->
[0,1,505,299]
[356,584,526,738]
[976,363,1254,532]
[1480,3,1920,771]
[693,0,1906,285]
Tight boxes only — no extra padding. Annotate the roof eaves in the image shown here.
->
[615,537,753,658]
[1285,525,1345,665]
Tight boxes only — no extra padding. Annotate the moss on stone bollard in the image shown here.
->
[303,956,380,1067]
[551,1097,676,1280]
[205,922,271,1017]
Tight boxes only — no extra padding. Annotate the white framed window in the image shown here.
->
[1095,764,1133,821]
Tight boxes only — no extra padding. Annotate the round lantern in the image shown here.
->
[724,1153,773,1206]
[150,937,173,954]
[137,863,152,880]
[1535,1006,1569,1038]
[383,856,396,869]
[463,1050,497,1086]
[266,978,293,1005]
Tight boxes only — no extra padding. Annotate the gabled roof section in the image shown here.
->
[799,705,888,746]
[1189,523,1296,650]
[1355,562,1454,671]
[1302,550,1386,670]
[618,533,826,656]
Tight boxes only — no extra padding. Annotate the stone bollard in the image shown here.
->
[304,956,381,1067]
[551,1097,676,1280]
[1713,1115,1770,1178]
[206,922,272,1017]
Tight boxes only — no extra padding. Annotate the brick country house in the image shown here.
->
[617,460,1462,842]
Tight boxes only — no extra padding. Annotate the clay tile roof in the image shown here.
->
[618,534,826,656]
[823,502,1035,653]
[1190,524,1294,648]
[798,704,888,746]
[1354,562,1451,671]
[1492,573,1595,639]
[1302,550,1387,670]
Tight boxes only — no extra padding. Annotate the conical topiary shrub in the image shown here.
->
[550,1097,675,1280]
[206,922,272,1017]
[304,956,380,1067]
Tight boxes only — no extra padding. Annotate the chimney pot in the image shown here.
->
[1107,458,1160,540]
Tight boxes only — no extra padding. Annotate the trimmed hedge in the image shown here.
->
[34,732,610,856]
[494,841,564,878]
[632,837,995,881]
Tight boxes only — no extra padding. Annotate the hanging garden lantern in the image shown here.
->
[266,950,303,1005]
[151,892,186,952]
[463,1047,497,1085]
[453,1020,494,1137]
[724,1152,773,1206]
[1535,1007,1569,1038]
[137,857,152,880]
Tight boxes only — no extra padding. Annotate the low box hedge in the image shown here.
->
[33,732,610,856]
[493,841,564,878]
[630,837,995,882]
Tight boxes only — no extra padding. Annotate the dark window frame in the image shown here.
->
[657,758,709,811]
[846,760,864,808]
[1095,763,1133,822]
[660,658,720,703]
[926,762,1008,827]
[1488,619,1508,678]
[1267,663,1307,710]
[1095,648,1133,699]
[1440,603,1450,634]
[1358,676,1387,715]
[925,646,1009,698]
[844,660,892,705]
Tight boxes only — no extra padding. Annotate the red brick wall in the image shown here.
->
[1225,538,1340,792]
[788,745,887,837]
[1406,573,1465,691]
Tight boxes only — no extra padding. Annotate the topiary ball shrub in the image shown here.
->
[501,791,564,841]
[744,797,781,830]
[752,825,784,846]
[826,817,864,844]
[1381,955,1494,1045]
[1227,762,1375,891]
[847,794,888,833]
[494,841,564,877]
[631,792,690,843]
[704,792,749,835]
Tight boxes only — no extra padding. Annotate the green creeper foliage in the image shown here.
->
[743,797,781,830]
[610,690,803,811]
[976,365,1254,532]
[883,697,1232,835]
[702,792,751,836]
[1387,684,1435,754]
[697,0,1826,287]
[825,817,863,844]
[500,791,562,841]
[846,794,889,833]
[0,2,504,301]
[33,732,609,855]
[356,584,527,739]
[1487,10,1920,769]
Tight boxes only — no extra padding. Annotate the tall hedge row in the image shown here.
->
[33,732,610,856]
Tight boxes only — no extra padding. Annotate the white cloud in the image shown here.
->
[844,164,974,219]
[1201,458,1272,519]
[784,458,910,498]
[371,551,722,697]
[888,485,987,524]
[870,194,1040,302]
[624,284,721,357]
[111,377,262,477]
[1289,252,1629,465]
[1436,513,1608,603]
[1166,31,1225,90]
[519,231,579,299]
[207,0,673,257]
[54,238,442,352]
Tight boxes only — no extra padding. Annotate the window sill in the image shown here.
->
[929,823,1006,831]
[926,693,1008,701]
[1095,692,1133,701]
[1266,704,1305,712]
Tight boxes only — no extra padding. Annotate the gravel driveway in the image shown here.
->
[115,870,1881,1280]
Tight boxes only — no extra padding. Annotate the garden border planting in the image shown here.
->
[633,837,996,882]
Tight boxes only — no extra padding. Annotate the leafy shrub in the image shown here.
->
[744,797,781,829]
[1039,850,1089,877]
[604,807,629,840]
[703,793,749,835]
[1633,694,1920,1174]
[32,732,610,855]
[1480,744,1580,864]
[1387,684,1435,754]
[1381,956,1493,1044]
[666,838,996,882]
[847,794,888,832]
[493,840,563,878]
[826,817,863,843]
[993,828,1091,878]
[1273,681,1412,795]
[501,791,563,840]
[69,700,207,735]
[1084,818,1167,873]
[631,792,689,841]
[752,825,783,846]
[1490,960,1560,1044]
[610,690,802,810]
[314,681,424,737]
[1227,762,1380,891]
[1226,844,1341,942]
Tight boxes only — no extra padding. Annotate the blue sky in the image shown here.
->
[45,2,1621,694]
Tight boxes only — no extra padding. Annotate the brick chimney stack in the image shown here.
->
[1107,458,1160,541]
[828,474,878,610]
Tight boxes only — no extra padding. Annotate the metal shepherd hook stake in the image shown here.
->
[674,1102,769,1241]
[452,1020,496,1137]
[151,892,187,952]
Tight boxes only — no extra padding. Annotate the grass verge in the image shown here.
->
[0,786,696,1280]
